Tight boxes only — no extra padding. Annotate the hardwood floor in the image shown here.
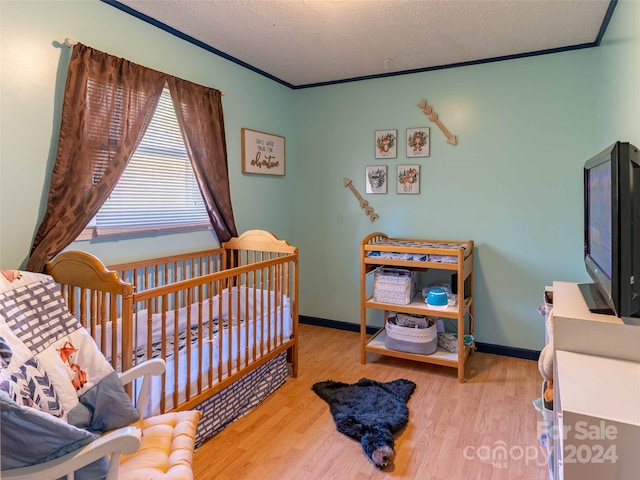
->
[193,324,549,480]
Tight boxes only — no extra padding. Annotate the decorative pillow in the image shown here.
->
[0,271,139,432]
[0,391,108,479]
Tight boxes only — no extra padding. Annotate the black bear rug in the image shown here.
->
[312,378,416,469]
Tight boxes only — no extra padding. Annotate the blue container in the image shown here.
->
[426,287,448,307]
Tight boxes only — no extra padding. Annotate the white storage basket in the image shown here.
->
[385,316,438,355]
[374,268,416,305]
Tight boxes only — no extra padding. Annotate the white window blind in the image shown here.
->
[93,86,210,236]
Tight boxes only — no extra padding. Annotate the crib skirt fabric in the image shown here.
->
[193,352,288,447]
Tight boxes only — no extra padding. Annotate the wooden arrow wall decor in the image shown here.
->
[417,99,457,145]
[343,178,379,222]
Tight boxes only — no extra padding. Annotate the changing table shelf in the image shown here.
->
[360,232,475,382]
[366,329,473,367]
[365,295,473,320]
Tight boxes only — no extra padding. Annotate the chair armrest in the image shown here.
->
[118,358,166,386]
[2,426,142,480]
[118,358,166,419]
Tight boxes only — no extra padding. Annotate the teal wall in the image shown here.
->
[1,0,637,350]
[597,0,640,148]
[292,52,598,350]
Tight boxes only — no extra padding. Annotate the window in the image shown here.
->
[82,87,210,239]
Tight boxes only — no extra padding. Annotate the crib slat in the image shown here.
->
[207,278,214,388]
[160,295,167,414]
[225,277,232,377]
[144,298,153,365]
[173,291,179,410]
[196,285,203,395]
[185,287,192,402]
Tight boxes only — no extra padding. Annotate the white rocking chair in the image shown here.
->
[2,358,201,480]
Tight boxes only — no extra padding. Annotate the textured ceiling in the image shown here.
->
[112,0,613,88]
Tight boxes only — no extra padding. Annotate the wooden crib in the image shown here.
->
[45,230,298,444]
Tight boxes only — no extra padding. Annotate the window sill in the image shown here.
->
[77,223,212,241]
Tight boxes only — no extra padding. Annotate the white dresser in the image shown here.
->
[551,281,640,480]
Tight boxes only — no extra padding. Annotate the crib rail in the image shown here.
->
[109,248,224,295]
[131,255,297,412]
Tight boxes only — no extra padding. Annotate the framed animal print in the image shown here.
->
[397,164,420,194]
[375,129,397,159]
[406,127,430,157]
[365,165,387,194]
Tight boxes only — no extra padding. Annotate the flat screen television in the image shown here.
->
[579,141,640,322]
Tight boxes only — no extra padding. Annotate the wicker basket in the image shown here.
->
[373,268,416,305]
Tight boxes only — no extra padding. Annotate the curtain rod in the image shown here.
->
[63,38,225,95]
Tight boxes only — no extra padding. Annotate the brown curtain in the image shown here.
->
[167,77,238,241]
[28,44,236,271]
[27,44,165,272]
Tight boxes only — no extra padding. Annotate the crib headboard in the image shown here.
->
[222,230,298,299]
[46,250,132,295]
[45,251,135,373]
[222,229,297,257]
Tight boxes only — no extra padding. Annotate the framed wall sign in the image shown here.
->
[241,128,286,176]
[397,164,420,194]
